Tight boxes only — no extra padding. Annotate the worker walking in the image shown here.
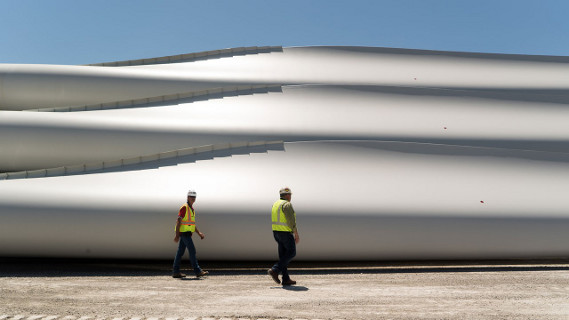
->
[172,189,209,278]
[268,187,300,286]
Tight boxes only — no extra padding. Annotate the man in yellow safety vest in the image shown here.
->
[268,187,300,286]
[172,189,209,278]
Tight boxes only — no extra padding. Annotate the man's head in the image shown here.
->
[187,189,197,205]
[279,187,292,201]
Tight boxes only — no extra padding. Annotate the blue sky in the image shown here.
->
[1,0,568,65]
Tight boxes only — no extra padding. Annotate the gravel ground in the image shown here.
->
[1,259,569,319]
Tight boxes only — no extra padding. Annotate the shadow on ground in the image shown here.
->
[1,257,569,278]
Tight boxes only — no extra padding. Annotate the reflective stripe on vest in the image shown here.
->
[272,199,292,232]
[179,204,196,233]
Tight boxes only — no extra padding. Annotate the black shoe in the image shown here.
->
[172,272,186,278]
[282,278,296,286]
[196,270,209,277]
[268,269,280,284]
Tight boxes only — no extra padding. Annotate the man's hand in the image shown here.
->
[174,234,180,243]
[198,232,205,240]
[294,231,300,244]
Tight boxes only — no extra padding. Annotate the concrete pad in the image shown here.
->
[1,259,569,319]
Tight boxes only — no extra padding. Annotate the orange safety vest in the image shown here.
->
[178,203,196,233]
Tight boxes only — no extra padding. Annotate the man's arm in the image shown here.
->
[195,226,205,240]
[283,203,299,244]
[174,217,182,243]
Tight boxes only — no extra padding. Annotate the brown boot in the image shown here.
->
[196,270,209,277]
[282,278,296,286]
[268,269,281,284]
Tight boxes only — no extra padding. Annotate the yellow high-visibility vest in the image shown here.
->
[178,204,196,233]
[272,199,294,232]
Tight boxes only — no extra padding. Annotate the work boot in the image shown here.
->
[268,268,280,284]
[282,278,296,286]
[196,270,209,277]
[172,272,186,278]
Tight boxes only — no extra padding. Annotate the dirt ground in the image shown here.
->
[1,259,569,319]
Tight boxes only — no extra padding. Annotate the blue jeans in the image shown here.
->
[272,231,296,281]
[173,232,202,275]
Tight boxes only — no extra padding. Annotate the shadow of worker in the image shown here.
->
[270,285,309,291]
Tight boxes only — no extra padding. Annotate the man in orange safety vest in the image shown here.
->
[172,189,209,278]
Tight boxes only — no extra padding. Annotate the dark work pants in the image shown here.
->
[272,230,296,281]
[173,232,202,275]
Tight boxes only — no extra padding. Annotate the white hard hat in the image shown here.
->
[279,187,292,195]
[187,189,197,197]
